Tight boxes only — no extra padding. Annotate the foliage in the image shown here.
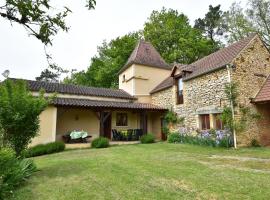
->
[164,110,184,125]
[0,79,49,155]
[194,5,226,46]
[0,0,96,45]
[167,130,233,148]
[0,148,36,200]
[36,59,71,83]
[91,137,110,148]
[247,0,270,47]
[24,141,65,158]
[223,2,256,44]
[144,8,218,64]
[64,32,141,88]
[140,134,155,144]
[221,82,261,146]
[167,133,181,143]
[67,8,219,88]
[224,0,270,48]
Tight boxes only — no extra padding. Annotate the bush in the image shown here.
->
[167,133,181,143]
[0,79,49,155]
[140,134,155,144]
[91,137,110,148]
[24,141,65,158]
[0,148,36,199]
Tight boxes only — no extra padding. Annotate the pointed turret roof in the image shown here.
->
[118,40,171,74]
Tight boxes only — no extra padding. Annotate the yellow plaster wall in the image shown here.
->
[133,64,171,96]
[119,65,134,95]
[30,106,57,146]
[111,111,140,131]
[56,108,100,140]
[119,64,171,100]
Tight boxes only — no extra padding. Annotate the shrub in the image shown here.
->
[140,134,155,144]
[91,137,109,148]
[24,141,65,158]
[0,79,49,155]
[167,133,181,143]
[0,148,36,199]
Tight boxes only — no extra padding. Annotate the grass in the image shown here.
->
[11,143,270,200]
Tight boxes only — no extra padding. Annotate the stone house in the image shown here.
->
[12,33,270,146]
[150,34,270,146]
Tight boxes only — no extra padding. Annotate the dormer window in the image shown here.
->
[176,78,183,104]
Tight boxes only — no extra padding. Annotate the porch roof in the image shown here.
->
[253,75,270,103]
[52,98,167,111]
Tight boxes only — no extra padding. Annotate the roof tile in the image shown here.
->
[118,40,171,74]
[53,98,167,111]
[253,75,270,103]
[11,79,136,100]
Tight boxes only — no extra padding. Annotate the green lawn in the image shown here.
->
[11,143,270,200]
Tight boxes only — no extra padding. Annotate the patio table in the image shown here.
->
[70,131,88,139]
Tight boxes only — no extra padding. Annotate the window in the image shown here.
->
[122,75,126,82]
[215,114,224,130]
[176,78,184,104]
[116,113,128,126]
[200,114,210,130]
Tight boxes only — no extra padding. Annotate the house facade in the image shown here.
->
[20,33,270,146]
[150,34,270,146]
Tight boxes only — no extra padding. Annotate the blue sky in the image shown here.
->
[0,0,248,81]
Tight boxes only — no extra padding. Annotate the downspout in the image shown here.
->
[226,64,237,149]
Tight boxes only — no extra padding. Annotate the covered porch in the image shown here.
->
[31,98,167,146]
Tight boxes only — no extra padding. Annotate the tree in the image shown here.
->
[64,32,141,88]
[143,8,218,64]
[224,2,256,43]
[224,0,270,48]
[247,0,270,47]
[0,0,96,45]
[0,79,49,155]
[194,5,226,46]
[36,52,72,82]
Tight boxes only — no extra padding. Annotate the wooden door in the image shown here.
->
[103,113,112,139]
[161,118,167,141]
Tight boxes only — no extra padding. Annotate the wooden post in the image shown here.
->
[140,111,147,135]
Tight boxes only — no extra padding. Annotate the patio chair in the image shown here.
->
[127,129,133,141]
[112,129,121,141]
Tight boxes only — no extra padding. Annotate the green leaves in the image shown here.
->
[0,79,49,155]
[64,32,141,88]
[0,0,96,45]
[143,8,218,64]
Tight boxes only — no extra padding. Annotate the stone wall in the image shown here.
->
[231,36,270,146]
[174,68,230,129]
[151,87,174,110]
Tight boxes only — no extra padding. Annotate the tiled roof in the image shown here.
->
[253,75,270,103]
[11,79,136,100]
[183,34,258,80]
[150,76,174,94]
[53,98,167,111]
[118,40,171,74]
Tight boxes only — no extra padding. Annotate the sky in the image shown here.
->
[0,0,248,81]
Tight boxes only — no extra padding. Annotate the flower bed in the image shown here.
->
[168,128,233,148]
